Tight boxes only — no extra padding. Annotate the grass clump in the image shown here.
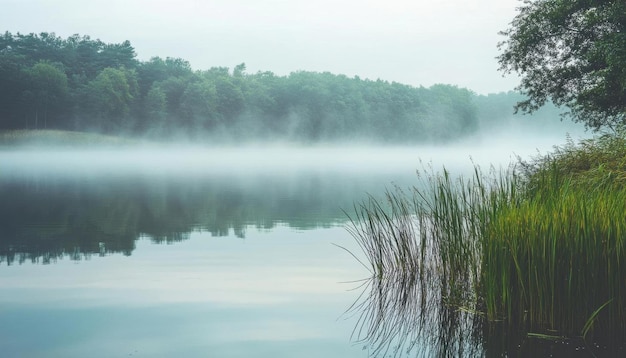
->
[347,130,626,355]
[484,181,626,337]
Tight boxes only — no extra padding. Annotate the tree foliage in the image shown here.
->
[82,67,138,131]
[24,61,69,129]
[0,31,556,143]
[498,0,626,130]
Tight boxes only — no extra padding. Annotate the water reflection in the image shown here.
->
[0,171,402,265]
[1,141,594,357]
[346,200,485,357]
[4,146,456,265]
[351,267,626,358]
[0,226,368,358]
[0,142,575,266]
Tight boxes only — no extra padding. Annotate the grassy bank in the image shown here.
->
[0,129,142,148]
[348,131,626,355]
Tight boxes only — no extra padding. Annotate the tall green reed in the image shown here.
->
[347,133,626,355]
[485,168,626,340]
[346,166,512,356]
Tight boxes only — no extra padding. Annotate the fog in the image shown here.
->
[0,128,588,178]
[0,126,589,249]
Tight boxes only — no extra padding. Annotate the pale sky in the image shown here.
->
[2,0,521,94]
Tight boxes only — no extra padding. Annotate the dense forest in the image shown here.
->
[0,32,575,143]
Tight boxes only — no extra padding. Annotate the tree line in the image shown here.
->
[0,31,510,143]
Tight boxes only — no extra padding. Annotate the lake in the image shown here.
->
[0,133,580,357]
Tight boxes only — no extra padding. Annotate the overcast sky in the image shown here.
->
[2,0,522,94]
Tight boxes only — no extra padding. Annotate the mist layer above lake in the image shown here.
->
[0,130,583,178]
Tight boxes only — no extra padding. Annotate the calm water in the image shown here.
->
[0,136,579,357]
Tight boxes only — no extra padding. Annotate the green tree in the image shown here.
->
[83,67,137,130]
[233,62,246,77]
[144,84,167,125]
[98,40,137,70]
[426,84,477,140]
[156,76,188,120]
[214,76,245,121]
[136,56,192,98]
[0,53,28,128]
[498,0,626,130]
[23,61,69,129]
[180,79,218,131]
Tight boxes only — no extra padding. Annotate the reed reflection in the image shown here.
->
[346,191,483,358]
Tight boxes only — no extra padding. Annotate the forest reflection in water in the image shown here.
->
[0,144,523,265]
[1,141,591,357]
[0,169,387,265]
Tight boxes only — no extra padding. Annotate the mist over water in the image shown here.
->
[0,126,592,357]
[0,126,590,253]
[0,128,586,178]
[0,126,586,262]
